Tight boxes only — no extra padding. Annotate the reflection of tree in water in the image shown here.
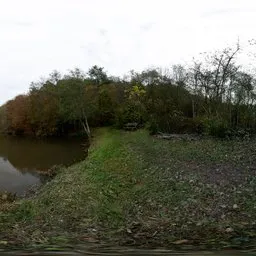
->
[0,136,88,195]
[0,156,42,195]
[0,156,39,175]
[0,135,87,172]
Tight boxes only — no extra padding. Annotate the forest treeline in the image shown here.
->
[1,44,256,138]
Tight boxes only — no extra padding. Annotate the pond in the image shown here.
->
[0,135,88,196]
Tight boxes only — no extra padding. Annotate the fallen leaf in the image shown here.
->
[126,228,132,234]
[173,239,189,245]
[225,227,234,233]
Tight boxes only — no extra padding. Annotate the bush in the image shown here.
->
[201,118,229,138]
[147,112,204,135]
[148,115,253,139]
[115,102,146,129]
[146,118,158,135]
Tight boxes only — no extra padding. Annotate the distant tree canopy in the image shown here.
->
[1,47,256,138]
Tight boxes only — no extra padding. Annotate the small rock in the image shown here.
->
[126,228,132,234]
[233,204,238,209]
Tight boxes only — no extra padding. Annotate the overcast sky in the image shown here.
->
[1,0,256,104]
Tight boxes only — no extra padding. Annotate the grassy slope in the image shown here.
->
[0,128,255,250]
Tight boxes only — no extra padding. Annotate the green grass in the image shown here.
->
[0,128,255,250]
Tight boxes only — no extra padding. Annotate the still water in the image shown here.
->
[0,135,87,195]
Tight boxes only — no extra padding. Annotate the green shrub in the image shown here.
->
[146,118,158,135]
[202,118,229,138]
[115,102,146,128]
[147,112,204,135]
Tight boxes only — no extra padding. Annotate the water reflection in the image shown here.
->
[0,135,87,195]
[0,157,41,195]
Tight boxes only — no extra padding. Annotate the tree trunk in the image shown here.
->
[192,99,195,119]
[85,117,91,136]
[81,117,91,139]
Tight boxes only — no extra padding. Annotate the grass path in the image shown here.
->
[0,128,255,250]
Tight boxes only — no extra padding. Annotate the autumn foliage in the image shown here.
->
[1,46,256,139]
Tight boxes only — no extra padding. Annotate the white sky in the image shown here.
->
[1,0,256,104]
